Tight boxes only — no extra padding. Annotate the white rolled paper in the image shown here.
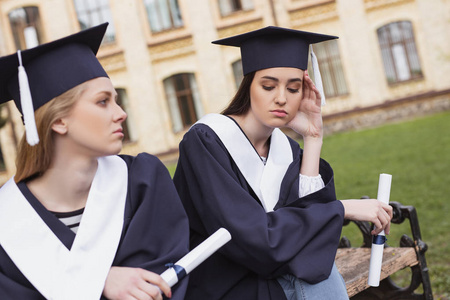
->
[367,173,392,287]
[160,228,232,287]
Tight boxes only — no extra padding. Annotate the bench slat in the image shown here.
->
[335,247,418,297]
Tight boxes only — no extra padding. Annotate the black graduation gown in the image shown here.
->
[0,153,189,299]
[173,123,345,300]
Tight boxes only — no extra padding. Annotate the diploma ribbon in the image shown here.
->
[372,235,387,245]
[165,263,187,280]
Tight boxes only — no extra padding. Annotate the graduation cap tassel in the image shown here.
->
[17,50,39,146]
[310,45,326,106]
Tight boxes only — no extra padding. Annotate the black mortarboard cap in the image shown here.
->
[0,22,108,112]
[0,23,109,145]
[212,26,338,75]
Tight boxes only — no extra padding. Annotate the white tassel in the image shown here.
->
[310,45,326,106]
[17,50,39,146]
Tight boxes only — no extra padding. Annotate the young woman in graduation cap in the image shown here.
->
[0,23,189,300]
[173,27,393,299]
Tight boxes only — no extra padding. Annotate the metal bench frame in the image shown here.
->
[338,201,433,299]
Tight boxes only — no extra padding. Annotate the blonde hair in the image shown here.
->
[15,83,87,183]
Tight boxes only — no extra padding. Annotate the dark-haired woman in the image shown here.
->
[173,27,392,300]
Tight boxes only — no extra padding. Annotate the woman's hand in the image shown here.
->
[340,199,393,235]
[103,266,172,300]
[287,70,323,140]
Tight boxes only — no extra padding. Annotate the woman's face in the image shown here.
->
[249,67,304,128]
[59,77,127,157]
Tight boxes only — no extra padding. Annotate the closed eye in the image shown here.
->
[262,86,275,91]
[287,88,300,93]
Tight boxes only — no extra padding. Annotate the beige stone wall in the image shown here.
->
[0,0,449,184]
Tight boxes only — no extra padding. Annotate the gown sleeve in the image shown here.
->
[0,257,45,300]
[108,153,190,300]
[173,124,344,284]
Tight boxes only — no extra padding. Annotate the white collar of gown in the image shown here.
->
[196,114,293,212]
[0,155,128,300]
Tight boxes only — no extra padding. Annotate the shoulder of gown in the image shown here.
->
[0,153,189,300]
[174,123,344,284]
[115,153,190,299]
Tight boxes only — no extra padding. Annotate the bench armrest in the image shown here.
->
[337,200,433,299]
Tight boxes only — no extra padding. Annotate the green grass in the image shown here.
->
[319,111,450,299]
[166,162,177,176]
[166,111,450,298]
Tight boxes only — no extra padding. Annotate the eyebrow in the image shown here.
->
[96,90,117,97]
[261,76,302,83]
[96,90,119,102]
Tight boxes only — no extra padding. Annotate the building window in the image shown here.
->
[312,40,348,98]
[8,6,43,50]
[143,0,183,33]
[232,60,243,89]
[73,0,115,43]
[164,73,203,132]
[219,0,254,16]
[377,21,423,84]
[115,89,133,143]
[0,105,8,172]
[0,145,5,172]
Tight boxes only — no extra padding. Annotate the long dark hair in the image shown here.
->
[222,71,255,116]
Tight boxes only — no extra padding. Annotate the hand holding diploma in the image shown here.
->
[160,228,232,287]
[339,198,392,236]
[105,228,232,299]
[368,173,392,287]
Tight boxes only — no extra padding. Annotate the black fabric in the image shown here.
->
[173,123,345,300]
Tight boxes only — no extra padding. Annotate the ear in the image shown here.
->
[51,119,68,135]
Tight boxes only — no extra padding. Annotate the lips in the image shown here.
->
[271,110,287,117]
[113,128,123,134]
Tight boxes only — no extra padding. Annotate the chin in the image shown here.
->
[266,119,289,129]
[103,146,123,157]
[112,147,123,155]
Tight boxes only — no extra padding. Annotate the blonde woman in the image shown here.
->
[0,23,188,300]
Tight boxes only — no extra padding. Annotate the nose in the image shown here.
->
[275,89,287,105]
[114,102,127,123]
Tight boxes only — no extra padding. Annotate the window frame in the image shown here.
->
[232,59,244,90]
[311,40,349,99]
[8,6,43,50]
[72,0,116,44]
[143,0,184,33]
[377,21,423,85]
[0,104,8,172]
[115,88,132,143]
[164,73,202,132]
[218,0,254,17]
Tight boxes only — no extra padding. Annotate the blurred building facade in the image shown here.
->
[0,0,449,184]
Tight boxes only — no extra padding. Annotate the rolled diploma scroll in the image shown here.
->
[160,228,232,287]
[367,173,392,287]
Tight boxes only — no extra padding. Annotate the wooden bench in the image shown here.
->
[335,201,433,299]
